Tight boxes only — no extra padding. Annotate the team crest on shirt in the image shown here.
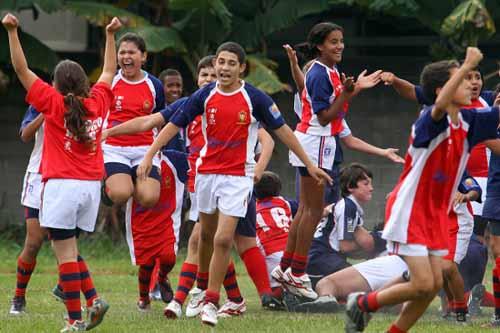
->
[143,100,151,111]
[237,110,248,125]
[208,108,217,125]
[164,175,171,189]
[346,217,356,232]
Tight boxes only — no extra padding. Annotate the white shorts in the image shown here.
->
[20,171,43,209]
[386,241,448,257]
[265,251,283,288]
[353,255,408,291]
[289,131,336,170]
[188,191,199,222]
[195,174,253,218]
[40,179,101,232]
[102,143,161,169]
[470,177,487,216]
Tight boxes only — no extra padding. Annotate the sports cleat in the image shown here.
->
[455,311,468,324]
[345,292,372,333]
[60,320,86,332]
[467,283,485,317]
[201,302,218,326]
[164,300,182,319]
[9,296,26,315]
[159,279,174,304]
[271,266,286,284]
[294,295,344,314]
[217,298,246,317]
[53,285,65,302]
[261,293,285,311]
[149,283,162,301]
[137,299,151,312]
[185,288,205,318]
[86,298,109,330]
[282,268,318,300]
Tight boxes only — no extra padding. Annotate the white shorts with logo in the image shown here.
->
[20,171,43,209]
[40,179,101,232]
[195,174,253,218]
[470,176,487,216]
[102,143,161,169]
[289,131,336,170]
[386,241,448,257]
[265,251,283,288]
[188,191,199,222]
[353,255,408,291]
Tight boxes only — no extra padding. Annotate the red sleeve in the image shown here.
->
[90,82,114,117]
[25,79,62,117]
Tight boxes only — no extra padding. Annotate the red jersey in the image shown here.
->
[465,97,490,177]
[256,196,294,256]
[26,79,113,181]
[106,70,164,147]
[186,115,203,192]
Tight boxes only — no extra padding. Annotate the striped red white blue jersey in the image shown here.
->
[20,106,44,173]
[170,81,285,177]
[383,106,499,246]
[465,97,491,177]
[296,61,348,136]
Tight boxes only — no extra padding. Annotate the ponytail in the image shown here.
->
[64,93,91,143]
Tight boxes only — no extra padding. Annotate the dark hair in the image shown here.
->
[420,60,459,103]
[118,32,146,53]
[340,163,373,197]
[53,60,91,143]
[159,68,182,83]
[296,22,344,59]
[197,55,215,74]
[254,171,282,199]
[216,42,246,64]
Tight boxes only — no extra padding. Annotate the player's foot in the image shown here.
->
[159,279,174,303]
[455,311,468,324]
[164,300,182,319]
[217,298,246,317]
[60,320,86,332]
[481,315,500,328]
[345,292,372,333]
[52,285,65,302]
[282,268,318,300]
[185,288,205,318]
[271,266,286,284]
[467,283,485,317]
[86,298,109,330]
[261,293,284,311]
[294,295,343,313]
[201,302,218,326]
[9,296,26,315]
[149,283,162,301]
[137,299,151,312]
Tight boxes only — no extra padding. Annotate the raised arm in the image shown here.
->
[20,113,44,143]
[341,134,404,163]
[103,113,165,141]
[381,72,417,101]
[283,44,305,92]
[2,13,38,91]
[254,128,275,183]
[97,17,122,85]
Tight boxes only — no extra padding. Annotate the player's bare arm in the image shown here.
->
[341,135,404,164]
[103,113,165,141]
[381,71,417,101]
[97,17,122,85]
[283,44,305,92]
[20,114,44,143]
[254,128,275,183]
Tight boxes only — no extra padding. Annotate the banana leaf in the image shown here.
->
[245,55,291,95]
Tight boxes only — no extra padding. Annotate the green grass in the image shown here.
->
[0,235,495,332]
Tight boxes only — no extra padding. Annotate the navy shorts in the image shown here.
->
[236,195,256,237]
[306,251,351,289]
[324,163,341,205]
[105,162,161,182]
[47,227,81,241]
[24,206,39,220]
[458,235,488,292]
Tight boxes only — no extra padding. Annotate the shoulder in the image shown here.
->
[146,72,163,87]
[243,82,273,104]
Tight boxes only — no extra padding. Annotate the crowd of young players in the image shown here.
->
[4,12,500,332]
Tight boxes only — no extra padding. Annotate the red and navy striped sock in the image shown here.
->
[173,262,197,305]
[357,291,380,313]
[196,271,209,291]
[290,253,308,277]
[158,253,176,283]
[59,262,82,323]
[15,257,36,298]
[223,261,243,303]
[241,246,272,296]
[138,263,154,302]
[452,300,467,314]
[77,255,97,307]
[493,259,500,318]
[280,251,293,272]
[204,289,220,307]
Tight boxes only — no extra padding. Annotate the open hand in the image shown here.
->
[342,73,355,93]
[136,158,153,181]
[383,148,405,163]
[356,69,382,90]
[2,13,19,31]
[306,165,333,186]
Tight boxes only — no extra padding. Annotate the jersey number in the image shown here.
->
[256,207,290,232]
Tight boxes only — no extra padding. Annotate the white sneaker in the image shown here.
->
[164,300,182,319]
[217,298,246,317]
[185,288,205,318]
[282,268,318,300]
[201,302,218,326]
[271,266,285,284]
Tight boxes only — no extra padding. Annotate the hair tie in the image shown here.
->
[66,92,75,98]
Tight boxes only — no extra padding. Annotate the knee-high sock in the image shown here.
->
[241,247,272,296]
[15,257,36,298]
[77,255,97,307]
[59,262,82,323]
[173,262,197,305]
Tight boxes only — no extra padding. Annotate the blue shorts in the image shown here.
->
[105,162,160,182]
[482,195,500,220]
[458,235,488,292]
[307,251,350,289]
[324,163,341,205]
[24,206,39,220]
[236,195,256,237]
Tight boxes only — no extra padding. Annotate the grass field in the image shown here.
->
[0,235,496,332]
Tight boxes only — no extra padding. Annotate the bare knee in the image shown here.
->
[411,279,437,299]
[315,278,334,296]
[136,192,159,208]
[107,186,133,204]
[213,233,233,252]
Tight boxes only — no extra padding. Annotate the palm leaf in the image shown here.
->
[441,0,495,41]
[245,55,291,95]
[117,25,187,53]
[65,1,149,27]
[169,0,232,30]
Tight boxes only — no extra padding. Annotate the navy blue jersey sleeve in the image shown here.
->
[148,73,165,113]
[412,107,449,148]
[463,107,500,148]
[170,84,213,128]
[336,199,359,241]
[246,84,285,130]
[480,90,495,106]
[160,97,188,123]
[286,199,299,217]
[414,85,431,105]
[458,172,482,201]
[19,106,40,133]
[163,150,189,184]
[306,66,333,114]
